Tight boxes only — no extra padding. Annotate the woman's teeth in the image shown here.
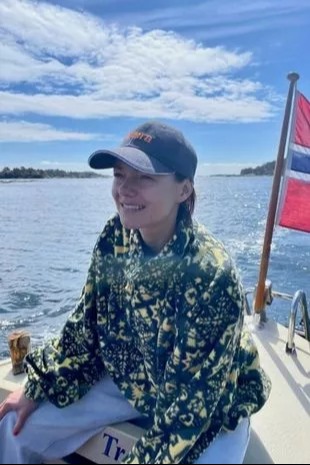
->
[122,204,145,210]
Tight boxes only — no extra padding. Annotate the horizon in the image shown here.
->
[0,161,273,177]
[1,0,309,175]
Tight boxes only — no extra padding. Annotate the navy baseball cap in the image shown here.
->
[88,121,197,180]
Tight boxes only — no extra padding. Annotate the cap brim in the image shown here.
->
[88,146,173,175]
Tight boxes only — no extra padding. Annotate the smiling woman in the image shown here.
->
[112,162,193,252]
[0,121,271,465]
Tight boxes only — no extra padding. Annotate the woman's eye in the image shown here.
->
[114,172,123,178]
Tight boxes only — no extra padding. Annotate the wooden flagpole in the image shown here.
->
[254,72,299,314]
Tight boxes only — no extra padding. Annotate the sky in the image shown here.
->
[0,0,309,175]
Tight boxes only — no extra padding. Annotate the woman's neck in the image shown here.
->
[139,213,178,254]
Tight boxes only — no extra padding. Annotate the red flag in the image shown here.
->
[277,91,310,233]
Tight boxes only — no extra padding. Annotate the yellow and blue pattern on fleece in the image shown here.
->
[24,210,271,464]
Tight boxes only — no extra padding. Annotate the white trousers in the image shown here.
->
[0,376,250,464]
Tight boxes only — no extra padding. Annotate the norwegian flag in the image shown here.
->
[277,91,310,233]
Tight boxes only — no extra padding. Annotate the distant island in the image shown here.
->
[1,162,276,179]
[0,167,107,179]
[240,161,275,176]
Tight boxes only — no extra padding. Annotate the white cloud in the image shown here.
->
[0,90,273,123]
[0,0,277,123]
[0,121,102,142]
[114,0,310,36]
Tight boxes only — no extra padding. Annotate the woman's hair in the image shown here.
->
[174,173,196,216]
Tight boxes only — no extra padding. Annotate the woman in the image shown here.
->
[0,121,271,464]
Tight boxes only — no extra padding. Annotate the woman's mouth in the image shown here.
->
[121,203,145,211]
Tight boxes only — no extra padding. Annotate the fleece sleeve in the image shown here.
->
[23,216,118,406]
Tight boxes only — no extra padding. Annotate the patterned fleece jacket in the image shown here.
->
[24,210,271,464]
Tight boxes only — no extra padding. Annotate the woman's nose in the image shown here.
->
[118,177,137,195]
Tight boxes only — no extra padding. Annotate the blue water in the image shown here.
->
[0,177,309,357]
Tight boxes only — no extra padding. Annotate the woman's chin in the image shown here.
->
[118,214,142,230]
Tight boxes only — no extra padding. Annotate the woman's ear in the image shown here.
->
[180,179,193,202]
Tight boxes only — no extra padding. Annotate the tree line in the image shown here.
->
[240,161,275,176]
[0,167,105,179]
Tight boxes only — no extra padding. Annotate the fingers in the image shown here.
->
[0,390,36,436]
[13,410,28,436]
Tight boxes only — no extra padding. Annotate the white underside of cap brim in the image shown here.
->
[88,146,173,175]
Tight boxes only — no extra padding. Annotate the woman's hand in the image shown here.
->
[0,387,38,435]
